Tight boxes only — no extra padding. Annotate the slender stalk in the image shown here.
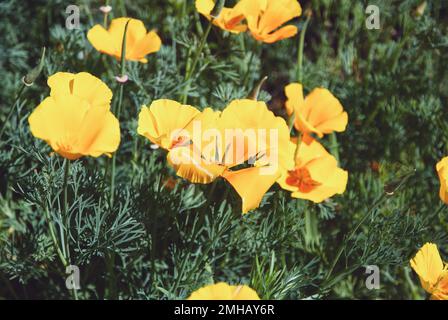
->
[296,15,311,83]
[62,159,78,300]
[329,132,340,163]
[45,208,68,267]
[291,15,311,147]
[110,20,130,207]
[106,19,130,300]
[242,50,256,88]
[103,0,110,27]
[294,133,302,160]
[62,159,71,261]
[180,20,213,104]
[0,84,26,141]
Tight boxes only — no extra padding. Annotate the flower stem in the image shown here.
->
[242,50,256,88]
[45,208,68,267]
[329,132,340,163]
[296,15,311,83]
[62,159,72,266]
[110,20,130,207]
[290,15,311,137]
[103,0,110,27]
[180,20,213,104]
[62,159,78,300]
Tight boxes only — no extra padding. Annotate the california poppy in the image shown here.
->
[188,282,260,300]
[437,157,448,204]
[239,0,302,43]
[196,0,247,33]
[410,243,448,300]
[277,139,348,202]
[285,83,348,143]
[87,17,161,63]
[138,99,293,213]
[28,72,120,160]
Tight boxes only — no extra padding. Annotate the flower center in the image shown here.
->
[286,167,321,193]
[170,135,191,149]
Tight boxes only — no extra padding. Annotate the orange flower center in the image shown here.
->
[286,167,321,193]
[170,135,190,149]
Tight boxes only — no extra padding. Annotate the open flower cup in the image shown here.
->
[28,72,120,160]
[138,99,294,214]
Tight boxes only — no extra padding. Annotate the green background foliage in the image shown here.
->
[0,0,447,299]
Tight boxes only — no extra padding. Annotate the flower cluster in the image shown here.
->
[24,1,370,301]
[196,0,302,43]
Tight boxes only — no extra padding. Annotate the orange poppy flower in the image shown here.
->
[28,72,120,160]
[87,17,161,63]
[196,0,247,33]
[238,0,302,43]
[138,99,293,213]
[437,157,448,204]
[188,282,260,300]
[277,139,348,202]
[410,243,448,300]
[285,83,348,142]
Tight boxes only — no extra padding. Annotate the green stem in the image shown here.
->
[62,159,78,300]
[294,133,302,160]
[103,0,110,27]
[297,15,311,83]
[329,133,340,163]
[0,84,26,141]
[242,50,256,88]
[45,208,68,267]
[181,20,213,104]
[290,16,310,135]
[110,19,130,207]
[62,159,71,261]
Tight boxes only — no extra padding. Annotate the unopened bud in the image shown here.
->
[211,0,225,19]
[22,47,46,87]
[248,76,268,101]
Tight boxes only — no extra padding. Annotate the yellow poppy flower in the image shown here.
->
[137,99,200,150]
[410,242,448,300]
[87,17,161,63]
[196,0,247,33]
[437,157,448,204]
[188,282,260,300]
[238,0,302,43]
[277,139,348,202]
[28,72,120,160]
[138,99,293,214]
[285,83,348,142]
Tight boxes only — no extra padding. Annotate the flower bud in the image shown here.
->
[210,0,225,19]
[22,47,46,87]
